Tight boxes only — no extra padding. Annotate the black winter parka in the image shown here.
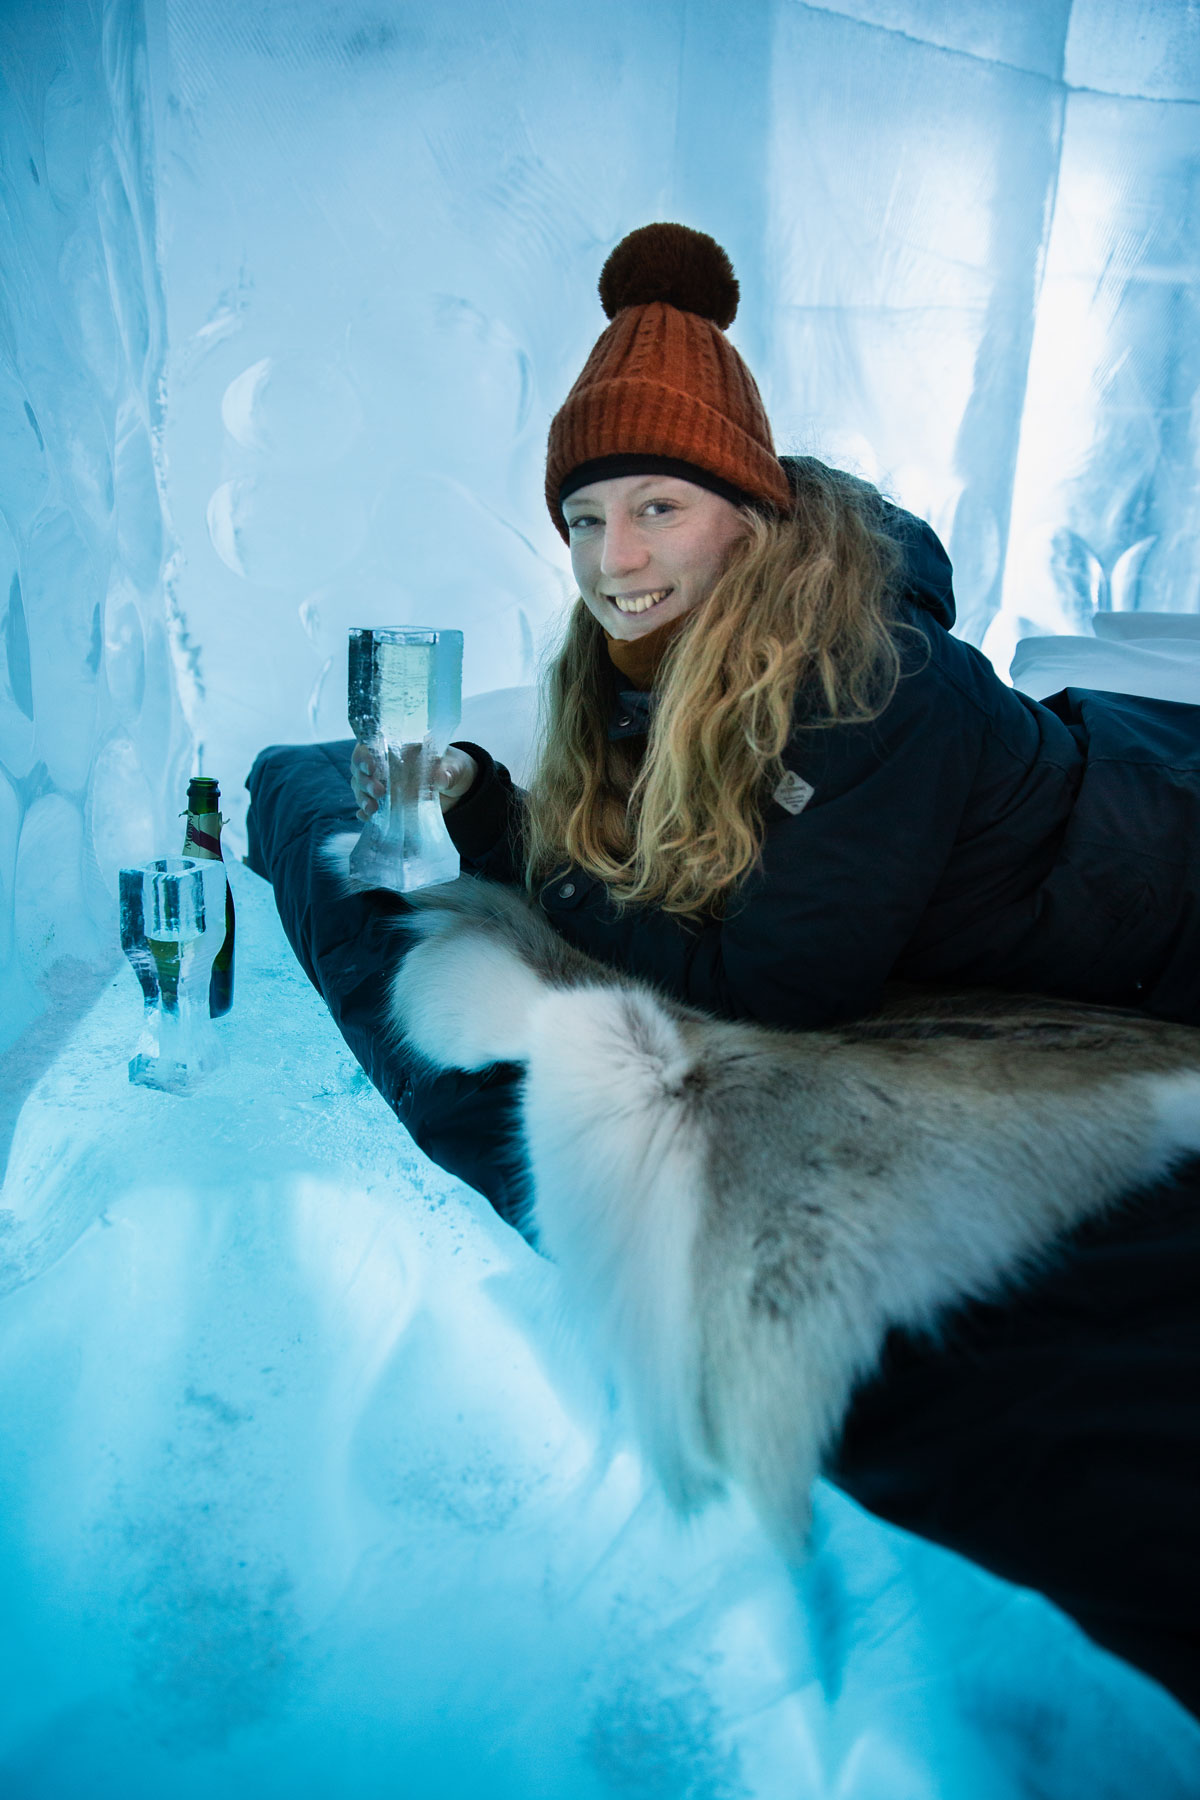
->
[243,513,1200,1724]
[446,511,1200,1029]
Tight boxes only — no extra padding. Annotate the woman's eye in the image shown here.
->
[566,514,597,532]
[643,500,678,517]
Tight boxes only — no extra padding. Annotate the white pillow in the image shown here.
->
[1010,635,1200,705]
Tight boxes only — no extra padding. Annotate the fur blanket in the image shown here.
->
[380,873,1200,1558]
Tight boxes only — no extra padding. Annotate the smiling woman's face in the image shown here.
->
[562,474,748,640]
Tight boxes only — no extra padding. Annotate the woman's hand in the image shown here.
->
[350,745,385,819]
[351,744,479,819]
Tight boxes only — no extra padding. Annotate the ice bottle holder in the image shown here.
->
[119,856,229,1093]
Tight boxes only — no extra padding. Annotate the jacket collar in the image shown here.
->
[608,687,656,741]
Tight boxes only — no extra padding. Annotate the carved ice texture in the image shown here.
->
[3,0,1199,1067]
[3,863,1198,1794]
[0,0,190,1060]
[347,627,462,891]
[130,0,1200,884]
[119,855,227,1090]
[4,0,1200,1788]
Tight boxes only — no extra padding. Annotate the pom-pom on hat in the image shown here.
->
[546,223,792,540]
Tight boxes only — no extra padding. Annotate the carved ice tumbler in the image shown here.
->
[119,856,229,1093]
[347,626,463,892]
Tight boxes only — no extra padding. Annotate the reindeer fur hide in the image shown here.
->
[376,871,1200,1558]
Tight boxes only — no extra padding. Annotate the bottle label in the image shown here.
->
[184,814,224,861]
[182,794,235,1019]
[186,824,223,856]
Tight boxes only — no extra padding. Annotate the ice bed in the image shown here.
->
[1,852,1199,1797]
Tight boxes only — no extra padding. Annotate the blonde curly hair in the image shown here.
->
[524,458,908,918]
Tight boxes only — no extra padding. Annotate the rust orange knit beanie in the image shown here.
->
[546,223,792,541]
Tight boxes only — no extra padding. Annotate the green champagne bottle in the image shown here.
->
[182,776,235,1017]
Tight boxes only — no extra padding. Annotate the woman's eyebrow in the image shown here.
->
[565,477,682,511]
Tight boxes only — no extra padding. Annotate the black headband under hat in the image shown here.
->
[558,454,767,516]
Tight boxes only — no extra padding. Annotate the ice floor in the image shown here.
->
[0,862,1197,1798]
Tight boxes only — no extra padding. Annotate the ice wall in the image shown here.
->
[3,8,1200,1783]
[0,0,190,1062]
[3,2,1199,1066]
[151,0,1200,860]
[993,0,1200,671]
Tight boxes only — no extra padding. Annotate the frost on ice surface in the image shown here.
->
[0,867,1197,1796]
[0,1,191,1056]
[3,0,1199,1043]
[4,0,1200,1790]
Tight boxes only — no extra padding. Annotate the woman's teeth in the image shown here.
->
[611,588,672,615]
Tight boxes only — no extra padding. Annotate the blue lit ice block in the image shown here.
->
[119,856,229,1093]
[347,627,464,892]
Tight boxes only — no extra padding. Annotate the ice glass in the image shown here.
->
[347,626,463,892]
[120,857,229,1093]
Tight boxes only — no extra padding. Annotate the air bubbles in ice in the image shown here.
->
[104,578,147,722]
[207,476,369,588]
[221,356,364,469]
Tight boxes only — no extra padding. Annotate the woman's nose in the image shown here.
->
[599,518,647,577]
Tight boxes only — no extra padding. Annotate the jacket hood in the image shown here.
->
[883,504,956,629]
[777,457,956,630]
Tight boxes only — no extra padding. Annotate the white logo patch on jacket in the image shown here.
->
[773,770,815,815]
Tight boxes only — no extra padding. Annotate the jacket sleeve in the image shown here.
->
[442,740,527,886]
[555,651,990,1029]
[244,738,530,1229]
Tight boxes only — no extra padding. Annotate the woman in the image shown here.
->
[248,224,1200,1711]
[353,221,1200,1034]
